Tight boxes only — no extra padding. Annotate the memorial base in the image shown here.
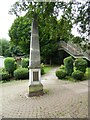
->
[28,82,43,97]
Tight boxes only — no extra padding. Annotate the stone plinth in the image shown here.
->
[28,82,43,97]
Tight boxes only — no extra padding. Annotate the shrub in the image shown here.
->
[72,70,84,80]
[14,68,29,80]
[75,58,87,73]
[4,57,17,77]
[59,65,65,70]
[85,68,90,79]
[41,67,45,75]
[41,63,45,75]
[64,56,74,76]
[56,69,67,79]
[21,58,29,68]
[0,68,6,73]
[0,72,10,81]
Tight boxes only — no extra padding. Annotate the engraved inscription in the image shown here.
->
[33,72,39,81]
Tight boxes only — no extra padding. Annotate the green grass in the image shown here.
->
[44,66,53,74]
[65,76,76,82]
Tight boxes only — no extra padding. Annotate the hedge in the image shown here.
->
[0,72,10,81]
[64,56,74,76]
[56,69,67,79]
[21,58,29,68]
[75,58,87,73]
[59,65,65,70]
[4,57,17,77]
[14,68,29,80]
[72,70,84,80]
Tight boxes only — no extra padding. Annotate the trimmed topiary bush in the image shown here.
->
[56,69,67,79]
[4,57,17,77]
[59,65,65,70]
[74,58,87,73]
[72,70,84,80]
[0,68,6,73]
[21,58,29,68]
[0,72,10,81]
[64,56,74,76]
[14,68,29,80]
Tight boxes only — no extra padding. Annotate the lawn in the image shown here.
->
[44,65,54,74]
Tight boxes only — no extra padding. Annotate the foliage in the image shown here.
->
[4,57,17,76]
[14,68,29,79]
[0,68,6,73]
[59,65,65,70]
[9,16,30,54]
[8,43,25,57]
[21,58,29,68]
[0,72,10,81]
[9,2,74,64]
[8,1,89,63]
[75,58,87,73]
[71,36,82,44]
[74,0,89,38]
[85,68,90,79]
[64,56,74,76]
[0,38,11,57]
[81,41,90,52]
[65,76,76,82]
[9,0,89,39]
[72,70,84,80]
[56,69,67,79]
[41,63,45,75]
[0,38,25,57]
[57,16,72,42]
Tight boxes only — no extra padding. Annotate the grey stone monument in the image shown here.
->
[28,15,43,97]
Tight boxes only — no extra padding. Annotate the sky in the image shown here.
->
[0,0,80,41]
[0,0,16,40]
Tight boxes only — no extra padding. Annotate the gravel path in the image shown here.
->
[0,67,88,119]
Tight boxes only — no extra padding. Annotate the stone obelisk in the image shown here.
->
[28,15,43,97]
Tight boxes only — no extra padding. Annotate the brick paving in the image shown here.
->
[0,67,88,119]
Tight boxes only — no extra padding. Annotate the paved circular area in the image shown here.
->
[0,67,88,118]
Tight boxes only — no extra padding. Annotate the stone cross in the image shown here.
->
[28,15,43,97]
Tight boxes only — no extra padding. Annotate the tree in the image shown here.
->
[57,16,72,42]
[9,2,74,64]
[0,38,11,57]
[9,0,89,38]
[9,16,31,54]
[74,0,89,39]
[0,38,24,57]
[8,43,25,57]
[9,1,89,64]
